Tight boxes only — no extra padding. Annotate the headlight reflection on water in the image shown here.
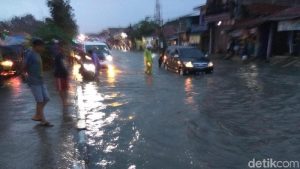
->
[73,62,138,169]
[185,77,195,105]
[106,64,122,85]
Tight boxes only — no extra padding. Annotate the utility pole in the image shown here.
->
[154,0,164,52]
[154,0,162,26]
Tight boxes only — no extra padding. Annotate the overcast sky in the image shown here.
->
[0,0,205,33]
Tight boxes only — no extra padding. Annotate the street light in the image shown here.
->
[78,34,86,42]
[121,32,127,39]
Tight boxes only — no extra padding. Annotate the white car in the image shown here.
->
[82,41,113,68]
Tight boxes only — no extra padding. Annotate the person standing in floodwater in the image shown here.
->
[144,45,153,75]
[53,41,69,106]
[24,39,52,127]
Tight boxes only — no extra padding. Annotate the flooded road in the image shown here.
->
[0,50,299,169]
[72,50,300,169]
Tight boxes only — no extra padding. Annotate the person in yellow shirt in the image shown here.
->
[144,45,153,75]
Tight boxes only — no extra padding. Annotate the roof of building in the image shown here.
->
[267,6,300,20]
[205,13,231,23]
[163,25,177,38]
[245,3,287,16]
[233,17,266,29]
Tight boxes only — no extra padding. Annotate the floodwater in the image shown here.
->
[71,50,300,169]
[1,50,299,169]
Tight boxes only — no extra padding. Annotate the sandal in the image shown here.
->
[31,118,42,122]
[39,121,54,127]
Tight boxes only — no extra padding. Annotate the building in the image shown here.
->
[204,0,300,58]
[268,7,300,56]
[163,12,200,46]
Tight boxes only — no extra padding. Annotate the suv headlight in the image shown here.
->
[85,55,92,60]
[105,55,113,62]
[184,61,193,68]
[1,60,13,67]
[208,61,213,67]
[83,63,95,72]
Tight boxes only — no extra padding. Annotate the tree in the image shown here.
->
[47,0,78,39]
[128,19,159,40]
[34,18,69,42]
[0,14,44,34]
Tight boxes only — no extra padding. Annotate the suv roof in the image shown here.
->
[83,41,107,46]
[167,45,196,49]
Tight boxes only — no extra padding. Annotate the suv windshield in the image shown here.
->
[85,45,109,55]
[179,48,205,59]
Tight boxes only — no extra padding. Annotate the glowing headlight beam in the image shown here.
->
[1,60,13,67]
[83,64,95,72]
[85,55,92,60]
[106,55,113,62]
[184,62,193,68]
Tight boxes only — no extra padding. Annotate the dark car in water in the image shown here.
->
[0,45,23,79]
[163,46,213,75]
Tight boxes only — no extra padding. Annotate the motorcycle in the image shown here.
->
[79,55,97,80]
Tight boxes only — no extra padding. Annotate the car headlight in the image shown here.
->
[105,55,113,62]
[74,54,81,60]
[184,61,193,68]
[83,63,95,72]
[163,55,167,61]
[1,60,13,67]
[208,62,213,67]
[85,55,92,60]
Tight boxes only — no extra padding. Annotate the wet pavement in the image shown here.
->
[0,75,80,169]
[1,50,300,169]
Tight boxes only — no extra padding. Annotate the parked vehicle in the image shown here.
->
[0,45,23,79]
[163,46,213,75]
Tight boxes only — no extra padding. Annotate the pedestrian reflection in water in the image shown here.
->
[34,127,54,166]
[185,77,195,105]
[145,75,153,86]
[7,77,22,98]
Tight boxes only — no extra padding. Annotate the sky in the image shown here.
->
[0,0,205,33]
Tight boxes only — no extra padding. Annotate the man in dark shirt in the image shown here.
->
[53,41,69,106]
[24,39,52,126]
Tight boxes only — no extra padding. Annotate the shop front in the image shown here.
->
[277,19,300,55]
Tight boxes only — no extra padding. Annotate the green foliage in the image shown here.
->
[34,20,69,42]
[128,19,159,40]
[47,0,78,38]
[0,14,44,35]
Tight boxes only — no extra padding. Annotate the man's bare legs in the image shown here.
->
[59,91,68,106]
[32,101,48,123]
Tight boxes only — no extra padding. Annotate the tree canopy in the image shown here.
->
[47,0,78,38]
[128,18,159,40]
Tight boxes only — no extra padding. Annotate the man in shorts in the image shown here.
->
[53,41,69,106]
[24,39,52,126]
